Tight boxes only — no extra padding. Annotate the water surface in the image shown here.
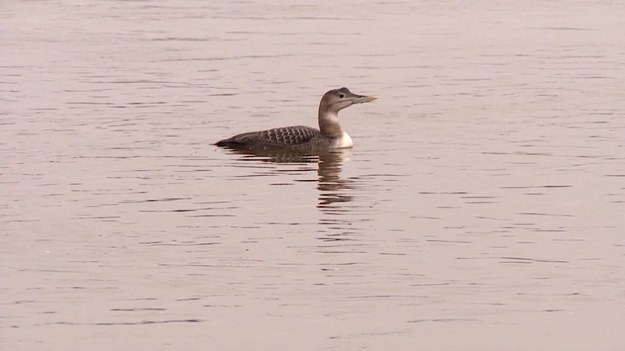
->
[2,1,625,350]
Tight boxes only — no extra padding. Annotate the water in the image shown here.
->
[2,1,625,350]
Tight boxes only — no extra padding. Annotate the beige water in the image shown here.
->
[2,1,625,350]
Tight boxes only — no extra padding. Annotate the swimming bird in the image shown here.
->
[214,87,376,152]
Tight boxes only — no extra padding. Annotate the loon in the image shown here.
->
[214,87,376,151]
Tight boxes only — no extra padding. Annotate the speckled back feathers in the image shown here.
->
[215,125,321,149]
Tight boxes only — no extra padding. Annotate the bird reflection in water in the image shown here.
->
[220,146,355,210]
[316,150,354,209]
[221,146,361,242]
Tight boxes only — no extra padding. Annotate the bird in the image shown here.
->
[214,87,376,152]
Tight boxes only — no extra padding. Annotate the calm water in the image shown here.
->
[2,1,625,350]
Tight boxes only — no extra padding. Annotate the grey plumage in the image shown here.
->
[215,126,326,150]
[215,87,376,152]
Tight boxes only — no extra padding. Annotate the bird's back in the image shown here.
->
[215,125,323,150]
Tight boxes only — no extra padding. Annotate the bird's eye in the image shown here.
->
[339,94,344,98]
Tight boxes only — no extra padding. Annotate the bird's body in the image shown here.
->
[214,87,376,152]
[215,125,352,151]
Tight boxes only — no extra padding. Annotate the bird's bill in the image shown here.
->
[351,94,377,103]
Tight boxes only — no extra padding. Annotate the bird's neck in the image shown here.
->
[318,110,343,138]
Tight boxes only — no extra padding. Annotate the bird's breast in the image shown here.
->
[333,131,353,148]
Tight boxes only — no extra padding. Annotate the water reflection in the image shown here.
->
[220,147,355,213]
[314,150,364,243]
[316,150,354,209]
[220,146,321,164]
